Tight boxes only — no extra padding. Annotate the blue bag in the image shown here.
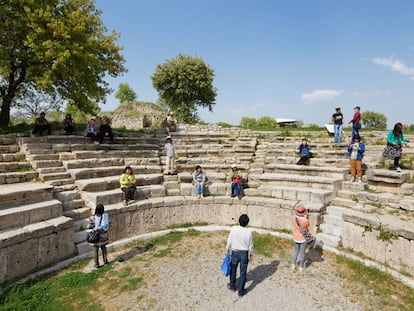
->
[220,253,231,276]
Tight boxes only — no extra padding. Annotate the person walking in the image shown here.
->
[88,204,110,268]
[332,107,344,143]
[296,138,312,165]
[192,165,206,198]
[347,135,365,183]
[291,205,311,272]
[120,166,137,206]
[348,106,361,139]
[226,214,254,297]
[383,122,410,172]
[164,136,176,175]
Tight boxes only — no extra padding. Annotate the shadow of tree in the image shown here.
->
[245,260,280,292]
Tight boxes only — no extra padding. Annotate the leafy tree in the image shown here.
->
[151,54,217,123]
[256,116,278,129]
[361,111,387,130]
[65,101,101,125]
[0,0,126,127]
[240,117,257,129]
[115,82,137,104]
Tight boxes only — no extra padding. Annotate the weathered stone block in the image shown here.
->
[37,234,58,268]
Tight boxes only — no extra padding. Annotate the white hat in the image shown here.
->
[231,163,237,168]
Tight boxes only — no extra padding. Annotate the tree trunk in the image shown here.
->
[0,95,12,127]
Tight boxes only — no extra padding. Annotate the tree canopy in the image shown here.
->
[115,82,137,104]
[151,54,217,123]
[361,110,387,130]
[0,0,126,126]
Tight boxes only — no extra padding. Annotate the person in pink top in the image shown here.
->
[291,205,311,272]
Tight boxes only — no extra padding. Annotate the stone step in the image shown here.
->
[0,153,25,162]
[320,223,342,236]
[75,173,163,192]
[0,145,20,153]
[62,199,84,211]
[326,205,351,218]
[76,241,93,255]
[330,197,358,209]
[180,182,228,197]
[0,162,32,173]
[63,157,125,170]
[69,165,162,180]
[164,181,180,189]
[74,218,90,231]
[0,182,54,209]
[37,166,67,174]
[315,232,341,248]
[263,163,349,179]
[74,229,89,244]
[244,185,334,204]
[81,185,166,208]
[27,154,60,161]
[31,160,63,169]
[248,173,342,191]
[323,214,344,227]
[166,188,181,196]
[0,171,39,184]
[336,189,367,201]
[40,172,72,181]
[53,184,78,192]
[178,171,227,183]
[63,207,92,220]
[0,199,63,231]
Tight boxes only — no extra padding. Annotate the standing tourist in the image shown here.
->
[88,204,110,268]
[226,214,254,297]
[120,166,137,206]
[383,122,410,172]
[332,107,344,143]
[347,135,365,183]
[292,205,311,272]
[348,106,361,139]
[192,165,206,198]
[164,136,176,175]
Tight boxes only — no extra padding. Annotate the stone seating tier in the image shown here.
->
[0,182,54,209]
[0,161,33,173]
[0,171,39,185]
[75,174,163,192]
[262,164,349,179]
[0,216,75,283]
[60,149,159,161]
[68,165,162,181]
[0,199,63,232]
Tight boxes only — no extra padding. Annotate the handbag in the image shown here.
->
[295,217,314,245]
[220,252,231,276]
[87,215,102,243]
[87,230,100,243]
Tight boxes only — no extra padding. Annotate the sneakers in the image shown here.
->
[350,177,356,182]
[291,264,296,271]
[227,283,236,291]
[238,289,247,297]
[94,264,100,269]
[299,266,304,272]
[358,178,362,184]
[394,166,402,172]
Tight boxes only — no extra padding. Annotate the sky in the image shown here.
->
[95,0,414,128]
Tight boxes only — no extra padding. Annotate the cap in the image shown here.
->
[354,106,360,110]
[166,135,171,140]
[295,205,307,216]
[231,163,237,168]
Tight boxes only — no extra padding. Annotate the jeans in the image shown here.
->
[195,183,204,195]
[231,182,241,197]
[292,241,307,267]
[229,250,249,293]
[334,124,343,143]
[352,126,360,139]
[121,186,136,201]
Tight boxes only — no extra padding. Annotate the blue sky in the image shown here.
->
[96,0,414,128]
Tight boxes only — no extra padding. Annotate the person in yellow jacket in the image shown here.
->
[120,166,137,206]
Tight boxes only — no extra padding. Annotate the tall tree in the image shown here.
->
[361,110,387,130]
[151,54,217,123]
[115,82,137,104]
[0,0,126,127]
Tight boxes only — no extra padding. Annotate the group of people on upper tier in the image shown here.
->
[330,106,361,143]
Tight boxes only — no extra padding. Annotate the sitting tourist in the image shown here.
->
[120,166,137,206]
[32,112,52,136]
[84,118,99,143]
[192,165,206,198]
[229,164,242,199]
[296,138,312,165]
[98,118,114,144]
[63,113,75,135]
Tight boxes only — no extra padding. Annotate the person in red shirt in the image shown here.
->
[348,106,361,139]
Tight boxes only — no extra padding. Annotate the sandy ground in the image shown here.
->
[93,231,364,311]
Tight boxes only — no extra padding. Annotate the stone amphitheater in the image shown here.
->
[1,124,414,286]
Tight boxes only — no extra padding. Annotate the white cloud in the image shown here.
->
[372,56,414,78]
[301,89,341,104]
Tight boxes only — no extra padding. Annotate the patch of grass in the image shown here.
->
[121,277,143,292]
[335,255,414,311]
[351,195,359,203]
[253,234,290,258]
[153,247,173,258]
[118,267,132,278]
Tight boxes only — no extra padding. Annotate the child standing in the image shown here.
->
[347,135,365,183]
[164,136,176,175]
